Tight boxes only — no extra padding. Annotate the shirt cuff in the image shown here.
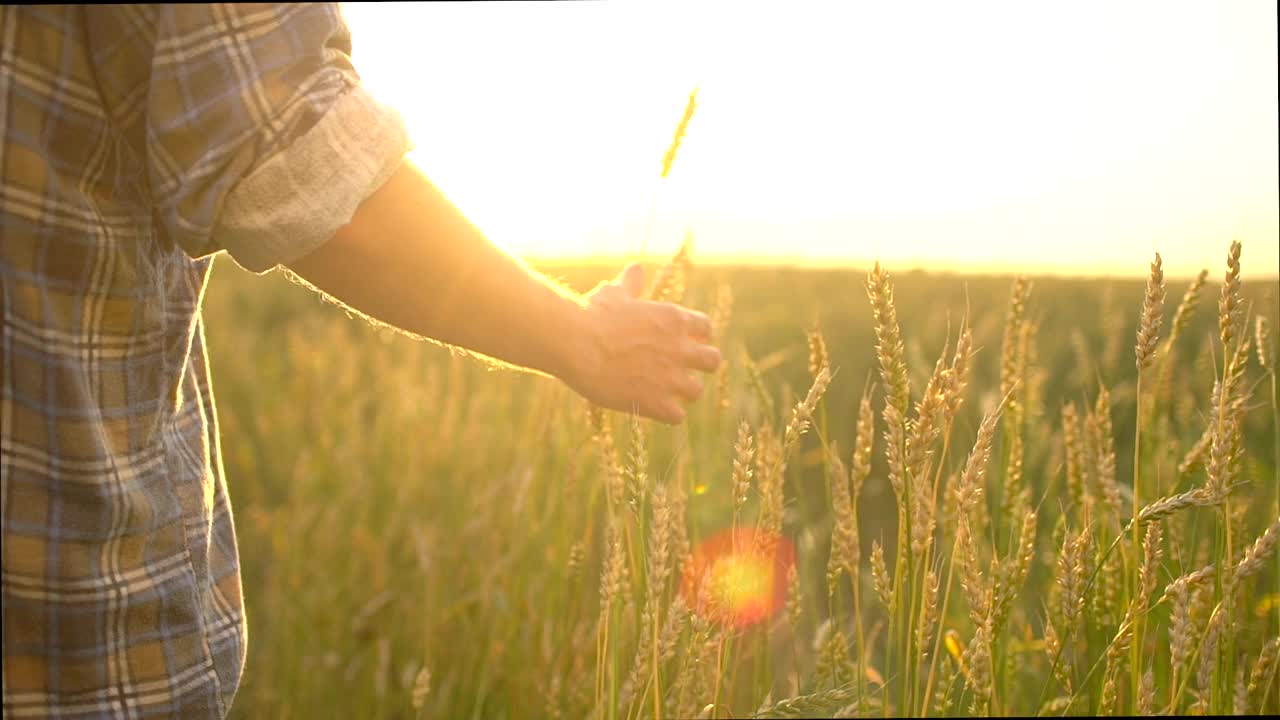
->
[213,85,412,274]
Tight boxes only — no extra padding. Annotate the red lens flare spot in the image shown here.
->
[679,526,795,629]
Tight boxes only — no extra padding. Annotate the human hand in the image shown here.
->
[562,263,722,424]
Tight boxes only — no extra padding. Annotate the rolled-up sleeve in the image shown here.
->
[145,3,410,273]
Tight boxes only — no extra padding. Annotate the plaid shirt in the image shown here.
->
[1,4,407,717]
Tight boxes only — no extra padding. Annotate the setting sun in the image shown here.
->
[341,1,1277,278]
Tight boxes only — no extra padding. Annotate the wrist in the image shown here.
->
[515,268,594,386]
[545,293,599,388]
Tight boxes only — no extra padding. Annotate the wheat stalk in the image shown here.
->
[871,540,893,611]
[782,366,832,459]
[1062,404,1088,520]
[1152,268,1209,418]
[661,88,698,180]
[1086,387,1121,518]
[1257,315,1273,372]
[712,285,734,411]
[1230,517,1280,586]
[1170,269,1210,345]
[731,419,755,521]
[648,233,693,303]
[1130,251,1166,711]
[752,686,861,718]
[808,321,830,379]
[1247,636,1280,713]
[639,88,699,261]
[1138,667,1155,716]
[1135,252,1166,372]
[411,665,432,716]
[1219,240,1244,350]
[828,446,857,598]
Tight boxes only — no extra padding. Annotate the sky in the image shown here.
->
[339,1,1278,278]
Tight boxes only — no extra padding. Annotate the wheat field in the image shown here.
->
[201,243,1279,719]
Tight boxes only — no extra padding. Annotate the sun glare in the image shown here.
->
[680,527,795,629]
[341,1,1278,278]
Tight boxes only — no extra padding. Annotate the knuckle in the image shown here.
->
[684,342,720,372]
[700,345,721,370]
[686,311,710,336]
[674,373,702,401]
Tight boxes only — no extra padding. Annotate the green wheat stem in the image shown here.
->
[712,632,729,719]
[893,440,914,717]
[854,564,867,711]
[1271,368,1279,639]
[916,419,957,718]
[920,541,960,718]
[1131,372,1144,714]
[1218,341,1238,714]
[608,601,620,720]
[651,604,662,720]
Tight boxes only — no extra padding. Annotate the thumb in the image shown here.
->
[618,262,645,298]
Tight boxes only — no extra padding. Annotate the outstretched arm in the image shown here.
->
[134,3,716,424]
[285,159,721,424]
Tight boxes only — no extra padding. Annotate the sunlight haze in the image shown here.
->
[340,1,1278,278]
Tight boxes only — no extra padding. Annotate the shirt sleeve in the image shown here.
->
[145,3,411,273]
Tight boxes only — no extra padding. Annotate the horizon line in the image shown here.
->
[523,254,1280,283]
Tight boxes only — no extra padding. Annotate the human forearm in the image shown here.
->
[287,160,588,380]
[286,159,722,423]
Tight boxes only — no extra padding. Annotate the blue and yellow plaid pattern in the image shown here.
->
[1,4,365,716]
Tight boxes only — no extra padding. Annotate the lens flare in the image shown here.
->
[680,526,795,629]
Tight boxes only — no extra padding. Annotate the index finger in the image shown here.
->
[681,308,712,340]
